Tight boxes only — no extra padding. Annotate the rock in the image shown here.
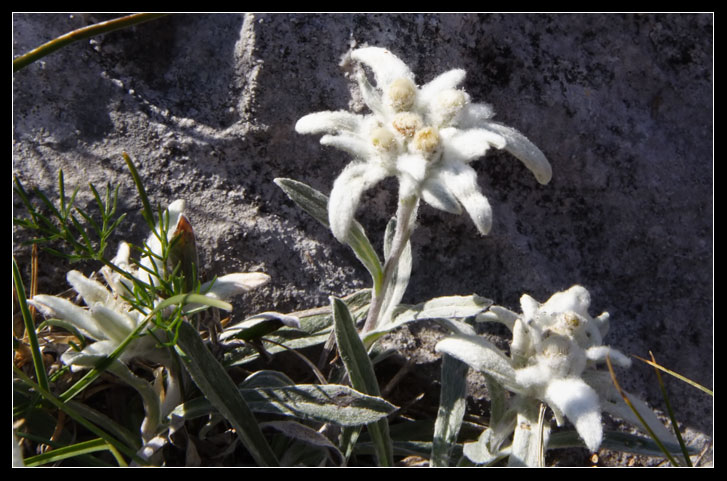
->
[13,13,712,465]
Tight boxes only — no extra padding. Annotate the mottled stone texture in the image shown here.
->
[13,13,712,463]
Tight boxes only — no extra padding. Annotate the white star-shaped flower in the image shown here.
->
[296,46,552,242]
[437,285,633,454]
[512,285,631,452]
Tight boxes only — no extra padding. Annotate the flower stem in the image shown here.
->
[362,195,418,333]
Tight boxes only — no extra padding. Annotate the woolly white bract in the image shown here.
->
[295,46,552,242]
[29,199,271,370]
[437,285,635,454]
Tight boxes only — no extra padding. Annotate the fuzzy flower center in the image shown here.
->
[412,126,441,156]
[550,311,584,338]
[370,126,396,151]
[537,335,586,377]
[387,77,417,111]
[539,335,571,358]
[392,112,423,137]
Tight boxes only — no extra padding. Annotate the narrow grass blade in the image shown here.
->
[331,297,393,466]
[66,400,141,451]
[13,257,49,392]
[14,13,168,72]
[13,366,148,465]
[175,320,279,466]
[646,352,692,466]
[430,354,468,467]
[605,355,681,466]
[22,438,124,467]
[275,178,383,291]
[123,152,156,230]
[548,430,699,457]
[633,353,713,396]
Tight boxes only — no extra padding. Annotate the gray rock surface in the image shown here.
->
[13,13,712,465]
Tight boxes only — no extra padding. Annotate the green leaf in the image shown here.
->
[364,294,491,345]
[239,369,296,388]
[173,383,397,427]
[463,428,508,465]
[222,289,371,367]
[156,292,232,312]
[331,298,381,401]
[392,295,493,325]
[462,399,516,465]
[274,178,330,227]
[430,354,468,467]
[331,296,393,466]
[220,312,301,343]
[435,334,518,392]
[175,320,279,466]
[275,178,383,291]
[260,420,345,466]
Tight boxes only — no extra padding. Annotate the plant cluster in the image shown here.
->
[13,37,702,467]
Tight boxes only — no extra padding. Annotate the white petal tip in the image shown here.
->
[203,272,270,301]
[248,312,301,329]
[169,199,185,212]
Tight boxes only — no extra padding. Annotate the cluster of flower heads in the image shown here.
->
[296,46,552,242]
[485,285,632,452]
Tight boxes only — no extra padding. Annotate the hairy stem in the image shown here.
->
[362,195,418,333]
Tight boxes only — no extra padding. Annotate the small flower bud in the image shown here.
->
[538,335,586,376]
[540,335,571,359]
[432,89,468,126]
[549,311,581,336]
[392,112,423,137]
[387,77,417,111]
[370,127,396,151]
[412,126,441,154]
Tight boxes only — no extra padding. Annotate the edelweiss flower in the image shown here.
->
[437,285,634,454]
[494,285,630,452]
[296,46,552,242]
[29,200,271,371]
[28,199,270,445]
